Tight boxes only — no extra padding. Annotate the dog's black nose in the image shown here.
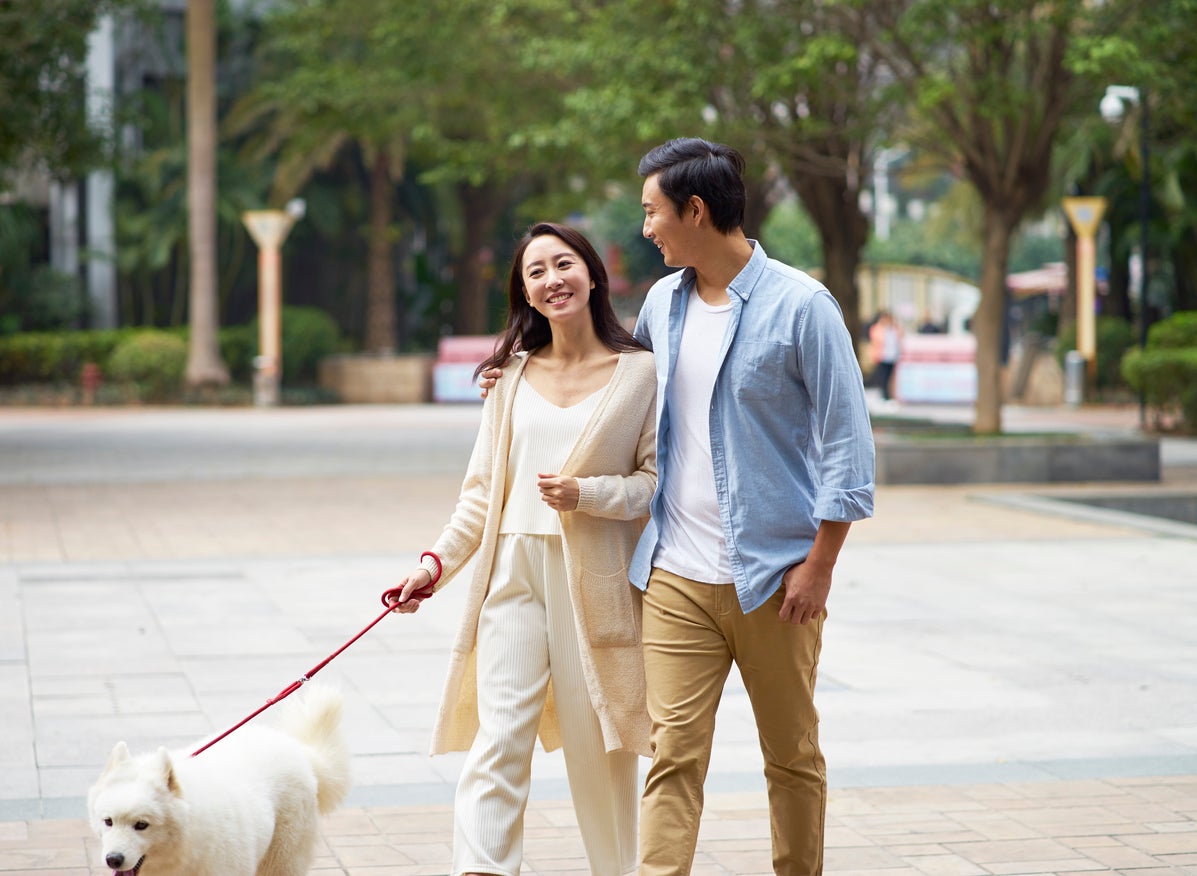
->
[106,853,125,868]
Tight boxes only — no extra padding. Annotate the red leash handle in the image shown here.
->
[190,576,438,758]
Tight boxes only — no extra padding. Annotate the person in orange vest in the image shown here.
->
[869,310,902,402]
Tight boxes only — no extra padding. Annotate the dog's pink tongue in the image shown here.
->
[113,870,136,876]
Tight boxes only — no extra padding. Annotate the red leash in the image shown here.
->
[191,559,439,758]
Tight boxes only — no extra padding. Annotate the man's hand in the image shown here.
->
[778,560,832,625]
[538,473,580,511]
[779,520,850,625]
[478,367,503,399]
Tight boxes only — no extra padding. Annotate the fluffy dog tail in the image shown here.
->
[277,684,352,815]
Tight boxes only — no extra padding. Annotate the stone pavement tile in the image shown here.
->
[0,474,1167,567]
[945,812,1042,841]
[1119,829,1197,855]
[1063,838,1167,869]
[0,475,461,564]
[893,852,988,876]
[2,778,1196,876]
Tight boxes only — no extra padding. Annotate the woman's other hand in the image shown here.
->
[538,473,580,512]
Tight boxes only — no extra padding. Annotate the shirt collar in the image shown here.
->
[671,239,767,300]
[727,240,767,302]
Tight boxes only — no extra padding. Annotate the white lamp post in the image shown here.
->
[242,198,305,407]
[871,146,909,242]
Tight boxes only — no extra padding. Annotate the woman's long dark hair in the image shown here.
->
[474,222,642,379]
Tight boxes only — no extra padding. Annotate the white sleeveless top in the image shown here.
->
[499,377,605,535]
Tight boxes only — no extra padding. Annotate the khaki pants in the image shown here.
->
[453,534,639,876]
[639,568,826,876]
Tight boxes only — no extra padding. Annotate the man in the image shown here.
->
[631,138,875,876]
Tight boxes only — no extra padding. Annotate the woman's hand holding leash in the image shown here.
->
[383,550,442,614]
[387,570,433,613]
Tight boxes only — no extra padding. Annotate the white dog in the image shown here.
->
[87,685,351,876]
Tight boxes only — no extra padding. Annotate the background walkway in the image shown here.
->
[1,401,1195,874]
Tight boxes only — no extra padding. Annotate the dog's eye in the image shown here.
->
[134,821,149,831]
[103,818,113,827]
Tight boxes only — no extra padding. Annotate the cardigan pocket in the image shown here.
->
[578,566,640,648]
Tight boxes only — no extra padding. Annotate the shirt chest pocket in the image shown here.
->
[726,339,791,401]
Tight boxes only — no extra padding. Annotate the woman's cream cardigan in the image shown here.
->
[425,349,657,756]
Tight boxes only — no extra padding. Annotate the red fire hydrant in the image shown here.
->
[80,362,102,405]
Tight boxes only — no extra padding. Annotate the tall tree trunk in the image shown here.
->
[184,0,228,386]
[1060,221,1077,338]
[975,205,1015,434]
[453,182,503,336]
[364,150,396,354]
[792,170,869,349]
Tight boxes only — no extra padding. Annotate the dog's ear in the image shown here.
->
[151,747,182,795]
[100,741,131,777]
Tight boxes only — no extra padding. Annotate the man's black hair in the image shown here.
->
[638,138,746,234]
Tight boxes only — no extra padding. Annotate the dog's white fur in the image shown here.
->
[87,685,351,876]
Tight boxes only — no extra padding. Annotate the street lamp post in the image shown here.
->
[1100,84,1151,426]
[871,146,909,242]
[242,199,305,407]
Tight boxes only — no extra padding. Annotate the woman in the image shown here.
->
[869,309,902,403]
[390,222,656,876]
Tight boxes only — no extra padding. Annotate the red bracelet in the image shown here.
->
[421,550,443,586]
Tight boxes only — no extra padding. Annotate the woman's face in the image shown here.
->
[520,234,594,326]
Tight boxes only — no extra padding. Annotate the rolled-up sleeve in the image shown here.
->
[797,291,875,523]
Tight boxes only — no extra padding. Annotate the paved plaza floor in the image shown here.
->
[1,401,1195,875]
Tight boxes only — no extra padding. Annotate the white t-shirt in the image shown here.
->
[654,291,734,584]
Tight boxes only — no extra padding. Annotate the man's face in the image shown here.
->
[641,174,693,269]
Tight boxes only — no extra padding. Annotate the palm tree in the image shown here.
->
[185,0,229,386]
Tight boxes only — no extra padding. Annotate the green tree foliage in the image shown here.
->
[113,13,268,332]
[839,0,1135,433]
[0,205,86,334]
[507,0,890,346]
[1112,0,1197,313]
[229,0,577,343]
[0,0,134,177]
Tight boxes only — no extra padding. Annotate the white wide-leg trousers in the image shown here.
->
[452,533,639,876]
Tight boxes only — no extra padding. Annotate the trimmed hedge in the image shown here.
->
[264,306,342,382]
[1146,310,1197,349]
[0,328,139,385]
[1121,311,1197,433]
[0,306,343,389]
[106,331,189,402]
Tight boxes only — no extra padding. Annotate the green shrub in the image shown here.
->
[0,307,340,395]
[1122,311,1197,434]
[237,306,341,383]
[106,331,188,401]
[1055,316,1135,392]
[0,329,136,385]
[219,323,257,382]
[1146,310,1197,349]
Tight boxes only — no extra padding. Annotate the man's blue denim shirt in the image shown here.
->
[630,241,876,613]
